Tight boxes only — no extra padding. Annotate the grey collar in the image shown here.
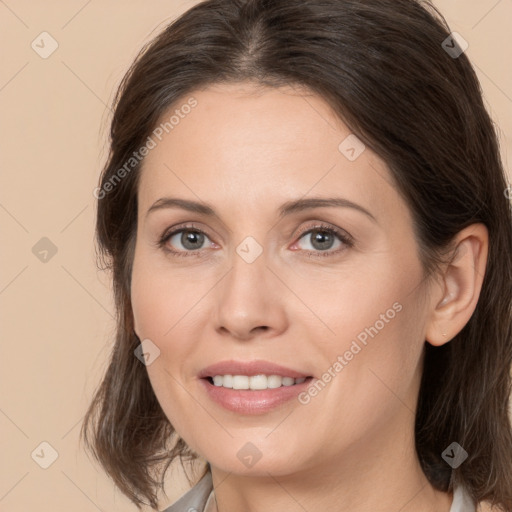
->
[162,471,213,512]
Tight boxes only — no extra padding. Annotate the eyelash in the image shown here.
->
[157,222,355,259]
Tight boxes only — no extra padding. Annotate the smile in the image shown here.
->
[208,374,307,389]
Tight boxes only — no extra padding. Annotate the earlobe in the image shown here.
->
[425,223,488,347]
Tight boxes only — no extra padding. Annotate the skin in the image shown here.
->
[130,81,488,512]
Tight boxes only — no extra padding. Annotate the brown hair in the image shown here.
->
[80,0,512,509]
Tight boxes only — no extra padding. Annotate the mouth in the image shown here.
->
[197,360,315,414]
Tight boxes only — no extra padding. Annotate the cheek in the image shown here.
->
[299,263,416,352]
[131,252,197,341]
[131,275,168,338]
[130,252,211,398]
[130,258,201,435]
[305,299,425,453]
[308,257,426,398]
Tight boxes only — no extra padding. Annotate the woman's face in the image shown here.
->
[131,81,434,477]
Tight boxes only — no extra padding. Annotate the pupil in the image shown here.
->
[182,231,204,250]
[312,230,333,250]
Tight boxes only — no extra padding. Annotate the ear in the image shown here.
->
[425,223,488,347]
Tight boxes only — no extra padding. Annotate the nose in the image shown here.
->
[213,249,288,342]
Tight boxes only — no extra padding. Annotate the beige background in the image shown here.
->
[1,1,511,511]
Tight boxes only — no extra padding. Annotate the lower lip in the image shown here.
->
[199,377,314,415]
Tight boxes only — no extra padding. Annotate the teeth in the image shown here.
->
[233,375,249,389]
[210,374,308,390]
[249,374,267,390]
[267,375,282,388]
[212,375,224,387]
[223,374,233,388]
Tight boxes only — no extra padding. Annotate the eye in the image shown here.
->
[158,223,215,257]
[293,223,354,258]
[158,222,354,258]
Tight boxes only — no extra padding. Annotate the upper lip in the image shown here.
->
[198,360,312,379]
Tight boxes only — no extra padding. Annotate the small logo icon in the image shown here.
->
[31,32,59,59]
[442,32,469,59]
[442,442,468,468]
[237,442,263,468]
[31,441,59,469]
[32,237,58,263]
[134,338,161,366]
[338,134,366,161]
[236,236,263,264]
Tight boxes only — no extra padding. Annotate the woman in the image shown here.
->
[81,1,512,511]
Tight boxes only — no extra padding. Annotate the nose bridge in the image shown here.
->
[213,231,285,339]
[224,234,269,308]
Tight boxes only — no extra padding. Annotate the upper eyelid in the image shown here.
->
[162,221,344,237]
[295,223,353,242]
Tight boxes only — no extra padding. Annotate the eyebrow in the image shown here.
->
[146,196,377,223]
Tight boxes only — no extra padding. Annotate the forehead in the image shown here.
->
[137,82,402,223]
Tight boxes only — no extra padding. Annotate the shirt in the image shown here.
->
[162,471,477,512]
